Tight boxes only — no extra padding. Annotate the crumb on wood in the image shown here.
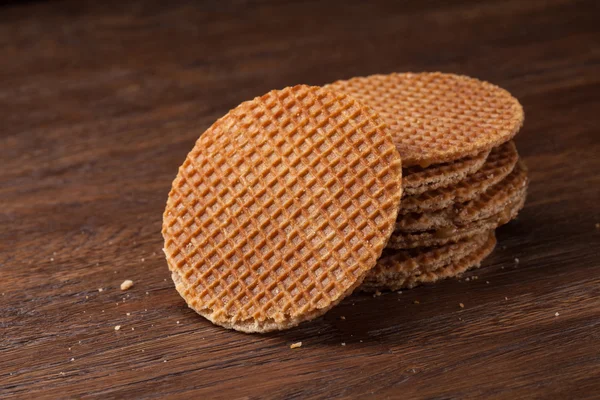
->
[340,316,346,320]
[98,288,103,292]
[486,281,490,284]
[505,297,509,300]
[126,312,131,316]
[114,325,121,331]
[120,280,134,291]
[514,257,520,264]
[290,342,302,349]
[373,290,382,297]
[341,342,346,346]
[555,312,560,317]
[414,300,420,304]
[397,291,402,294]
[465,277,470,282]
[595,223,599,229]
[459,303,464,308]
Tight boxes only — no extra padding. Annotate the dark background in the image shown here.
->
[2,1,599,398]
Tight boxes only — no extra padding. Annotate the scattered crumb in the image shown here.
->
[102,310,104,313]
[486,281,490,284]
[70,358,74,362]
[163,360,167,363]
[131,328,135,331]
[514,258,520,264]
[144,309,147,312]
[341,342,346,346]
[340,316,346,320]
[359,340,363,343]
[397,291,403,294]
[373,290,382,297]
[141,349,145,352]
[126,313,131,316]
[555,312,560,317]
[146,292,149,295]
[141,258,145,262]
[505,297,509,300]
[459,303,465,308]
[176,321,180,324]
[50,258,54,262]
[114,325,121,331]
[60,372,65,376]
[68,347,71,351]
[290,342,302,349]
[465,277,470,282]
[595,223,599,229]
[85,296,89,299]
[414,300,420,304]
[120,280,134,291]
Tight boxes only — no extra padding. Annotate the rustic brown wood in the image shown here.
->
[2,0,599,398]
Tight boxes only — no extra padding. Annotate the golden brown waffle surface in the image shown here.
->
[326,72,524,167]
[162,85,403,332]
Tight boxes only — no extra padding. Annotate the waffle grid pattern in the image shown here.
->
[163,85,402,331]
[326,72,524,167]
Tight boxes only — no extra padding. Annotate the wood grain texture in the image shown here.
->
[1,0,599,398]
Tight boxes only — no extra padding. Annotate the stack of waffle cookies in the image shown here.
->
[162,72,528,332]
[326,73,528,292]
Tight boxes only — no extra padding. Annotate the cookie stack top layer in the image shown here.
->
[326,72,524,167]
[162,85,403,332]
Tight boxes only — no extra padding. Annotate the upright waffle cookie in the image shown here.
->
[396,161,529,232]
[362,231,496,291]
[403,149,490,196]
[362,233,490,291]
[399,141,519,214]
[162,85,403,332]
[387,189,526,249]
[326,72,524,167]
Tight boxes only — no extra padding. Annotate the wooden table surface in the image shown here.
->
[2,0,599,398]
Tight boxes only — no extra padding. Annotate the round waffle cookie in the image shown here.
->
[362,233,490,291]
[162,85,403,333]
[387,189,527,249]
[399,141,519,214]
[403,149,490,196]
[326,72,524,167]
[362,231,496,291]
[396,161,528,232]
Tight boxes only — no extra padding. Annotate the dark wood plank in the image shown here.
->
[1,0,599,398]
